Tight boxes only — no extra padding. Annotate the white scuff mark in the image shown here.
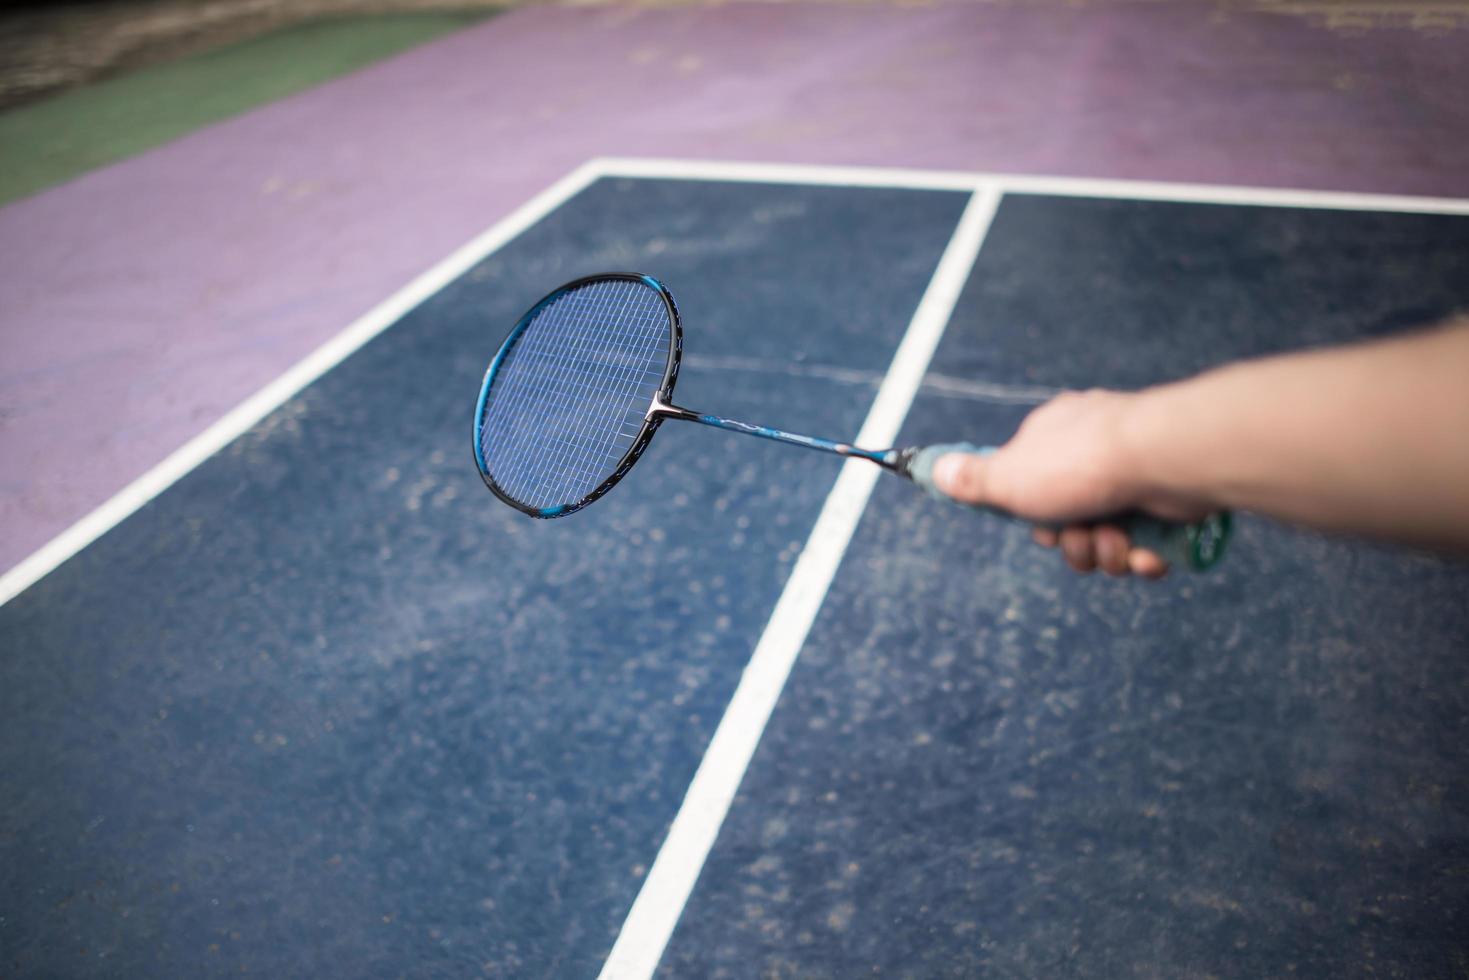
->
[681,354,1057,405]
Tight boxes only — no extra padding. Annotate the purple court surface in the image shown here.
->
[2,1,1468,575]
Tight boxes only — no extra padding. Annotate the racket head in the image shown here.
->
[473,272,683,518]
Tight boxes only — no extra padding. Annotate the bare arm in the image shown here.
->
[932,319,1469,576]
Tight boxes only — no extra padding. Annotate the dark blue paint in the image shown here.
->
[0,178,969,978]
[929,194,1469,389]
[660,197,1469,977]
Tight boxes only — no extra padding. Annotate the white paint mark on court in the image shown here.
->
[596,186,1003,980]
[680,353,888,389]
[995,173,1469,215]
[596,157,1469,216]
[921,372,1058,405]
[0,162,604,608]
[683,354,1056,405]
[599,157,984,192]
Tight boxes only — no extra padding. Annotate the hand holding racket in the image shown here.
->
[472,274,1230,572]
[918,388,1229,576]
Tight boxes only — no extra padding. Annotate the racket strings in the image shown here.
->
[479,278,671,509]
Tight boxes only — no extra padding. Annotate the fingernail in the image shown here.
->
[931,454,963,493]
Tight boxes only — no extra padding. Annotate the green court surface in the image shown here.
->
[0,11,489,207]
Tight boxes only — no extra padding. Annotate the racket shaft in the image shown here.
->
[657,404,891,464]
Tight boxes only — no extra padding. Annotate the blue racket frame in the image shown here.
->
[473,272,684,519]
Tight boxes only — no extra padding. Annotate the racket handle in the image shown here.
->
[896,442,1231,572]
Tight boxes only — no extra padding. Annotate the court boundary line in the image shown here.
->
[0,161,603,607]
[597,185,1002,979]
[595,157,1469,215]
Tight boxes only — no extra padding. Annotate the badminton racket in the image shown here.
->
[473,273,1230,571]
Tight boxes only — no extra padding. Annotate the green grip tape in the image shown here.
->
[903,442,1231,572]
[1113,510,1231,572]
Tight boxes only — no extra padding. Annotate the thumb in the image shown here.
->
[931,451,991,504]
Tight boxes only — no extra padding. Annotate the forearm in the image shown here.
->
[1124,319,1469,551]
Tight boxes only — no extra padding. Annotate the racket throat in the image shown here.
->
[650,397,897,467]
[646,396,701,425]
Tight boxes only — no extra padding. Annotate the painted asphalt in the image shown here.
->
[6,175,1469,977]
[4,2,1469,574]
[661,195,1469,977]
[3,4,1469,977]
[0,11,489,207]
[1,177,970,977]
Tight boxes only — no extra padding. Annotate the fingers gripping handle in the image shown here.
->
[899,442,1231,572]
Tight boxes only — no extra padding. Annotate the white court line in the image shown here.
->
[598,157,984,192]
[0,161,604,608]
[596,156,1469,215]
[597,186,1003,980]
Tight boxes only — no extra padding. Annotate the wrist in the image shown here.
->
[1116,382,1201,512]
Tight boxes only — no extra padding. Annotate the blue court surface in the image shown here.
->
[4,162,1469,978]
